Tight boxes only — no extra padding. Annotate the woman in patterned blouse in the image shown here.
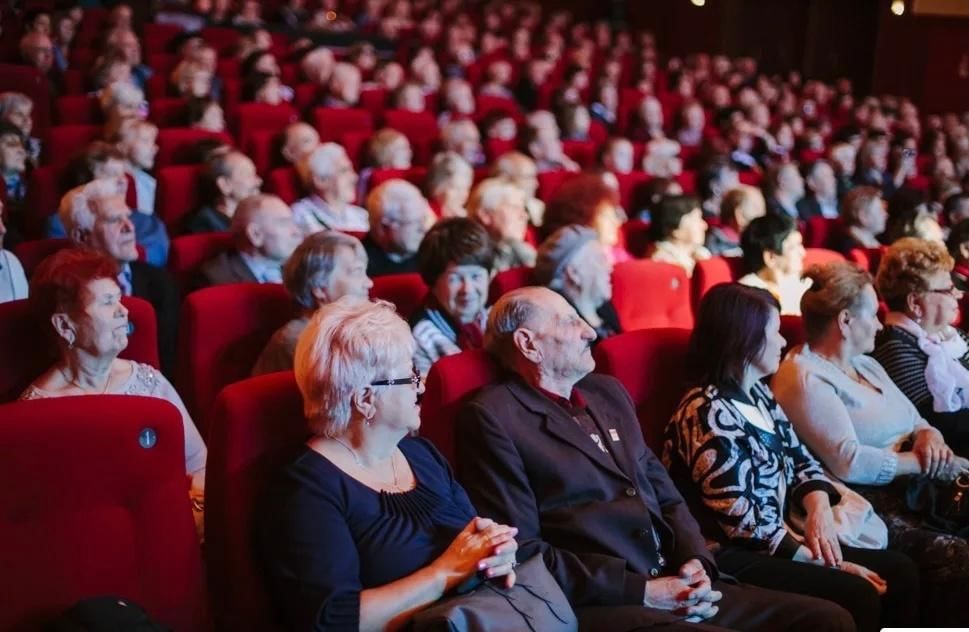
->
[664,283,918,632]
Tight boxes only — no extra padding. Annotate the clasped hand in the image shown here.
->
[644,559,722,622]
[913,429,955,479]
[436,517,519,589]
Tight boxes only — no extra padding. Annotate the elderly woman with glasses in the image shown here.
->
[258,298,518,630]
[773,261,969,626]
[871,238,969,456]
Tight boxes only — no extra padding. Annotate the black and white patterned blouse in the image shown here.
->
[663,381,839,558]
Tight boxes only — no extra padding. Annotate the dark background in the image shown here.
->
[537,0,969,114]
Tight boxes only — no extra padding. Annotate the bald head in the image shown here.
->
[232,194,303,262]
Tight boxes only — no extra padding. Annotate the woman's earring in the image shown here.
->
[66,335,75,349]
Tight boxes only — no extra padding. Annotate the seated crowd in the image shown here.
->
[3,0,969,630]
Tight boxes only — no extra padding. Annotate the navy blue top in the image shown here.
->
[258,436,476,631]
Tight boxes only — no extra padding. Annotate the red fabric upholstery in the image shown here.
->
[593,327,691,451]
[484,138,516,162]
[0,296,159,402]
[847,246,886,274]
[367,167,428,193]
[804,216,839,249]
[537,170,579,203]
[0,395,207,631]
[421,349,500,465]
[780,315,806,354]
[156,165,204,233]
[0,64,51,134]
[738,170,763,187]
[370,273,428,320]
[206,372,306,632]
[474,95,522,121]
[175,283,295,429]
[382,110,439,164]
[245,128,280,176]
[43,125,101,168]
[620,219,652,258]
[201,26,241,56]
[611,260,694,330]
[233,103,297,156]
[23,166,62,238]
[488,266,533,304]
[561,140,597,168]
[55,95,101,125]
[340,130,372,169]
[167,232,234,292]
[12,238,70,278]
[359,89,389,115]
[691,256,744,312]
[803,247,845,268]
[155,128,233,168]
[313,107,375,143]
[293,83,321,112]
[144,23,184,55]
[266,166,304,204]
[614,171,651,213]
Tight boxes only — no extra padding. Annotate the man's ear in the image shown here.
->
[216,175,231,197]
[563,261,582,289]
[245,222,264,248]
[310,285,329,305]
[69,226,90,246]
[513,328,541,363]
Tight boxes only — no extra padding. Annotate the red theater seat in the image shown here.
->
[488,266,532,304]
[23,166,63,238]
[206,371,306,632]
[382,110,439,164]
[175,283,296,429]
[156,165,205,233]
[245,128,280,176]
[313,107,375,143]
[266,166,304,205]
[847,246,885,274]
[537,170,578,203]
[780,315,806,354]
[43,125,101,168]
[561,140,598,168]
[13,238,71,278]
[803,247,845,268]
[421,349,500,465]
[367,167,428,192]
[0,296,159,402]
[611,260,694,330]
[474,94,522,121]
[167,232,234,292]
[233,103,297,155]
[370,273,428,320]
[0,395,207,631]
[155,128,233,168]
[149,98,189,128]
[804,216,839,249]
[620,219,652,258]
[691,256,744,312]
[55,95,101,125]
[593,327,691,451]
[0,64,51,134]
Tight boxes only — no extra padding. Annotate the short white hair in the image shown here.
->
[58,178,125,236]
[467,177,523,220]
[99,81,143,113]
[366,178,429,224]
[297,142,347,187]
[301,47,335,84]
[440,119,479,152]
[0,92,32,117]
[294,298,414,437]
[426,151,473,194]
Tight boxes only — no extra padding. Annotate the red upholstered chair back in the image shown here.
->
[0,296,159,402]
[488,266,533,304]
[43,125,101,168]
[691,256,744,312]
[803,247,845,268]
[167,232,234,292]
[233,103,298,154]
[593,327,692,451]
[55,94,101,125]
[611,260,694,330]
[370,273,428,320]
[205,372,307,632]
[175,283,296,430]
[157,165,204,233]
[24,166,63,238]
[780,315,806,356]
[266,166,304,204]
[13,238,70,278]
[620,219,652,258]
[847,246,886,274]
[313,107,375,143]
[155,128,233,168]
[537,170,578,202]
[804,216,839,248]
[0,396,207,631]
[149,98,189,127]
[421,349,500,465]
[367,167,429,193]
[0,64,51,134]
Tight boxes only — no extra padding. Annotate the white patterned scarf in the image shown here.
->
[884,311,969,412]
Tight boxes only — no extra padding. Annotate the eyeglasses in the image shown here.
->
[371,366,422,388]
[925,286,962,297]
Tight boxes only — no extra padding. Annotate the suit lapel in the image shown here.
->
[229,252,259,283]
[507,379,632,483]
[129,262,147,297]
[579,384,640,482]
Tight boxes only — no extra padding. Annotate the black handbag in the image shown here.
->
[905,472,969,536]
[411,554,577,632]
[45,596,170,632]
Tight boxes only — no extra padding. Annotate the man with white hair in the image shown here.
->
[292,143,368,234]
[363,179,432,277]
[199,193,302,287]
[440,119,485,167]
[323,62,361,108]
[59,178,179,374]
[115,119,158,215]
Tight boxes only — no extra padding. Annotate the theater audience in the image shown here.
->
[667,283,919,631]
[411,218,493,375]
[199,194,301,287]
[772,261,969,626]
[826,186,886,255]
[363,179,431,277]
[323,62,362,108]
[21,248,205,514]
[279,122,320,167]
[948,219,969,287]
[601,137,635,175]
[252,231,372,376]
[520,120,580,173]
[765,163,805,219]
[534,225,620,341]
[542,172,628,263]
[882,189,944,245]
[184,150,263,234]
[440,119,485,167]
[425,151,473,218]
[648,195,711,277]
[186,97,225,132]
[59,178,178,375]
[0,123,27,206]
[258,298,518,631]
[19,31,58,94]
[798,159,841,220]
[467,177,536,272]
[871,238,969,454]
[456,286,855,631]
[491,151,544,226]
[366,128,413,170]
[293,143,369,234]
[698,158,741,217]
[0,92,40,164]
[705,184,767,256]
[739,214,810,315]
[0,202,27,303]
[642,138,683,178]
[115,119,158,216]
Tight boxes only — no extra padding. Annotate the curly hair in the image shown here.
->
[801,261,873,342]
[540,173,618,240]
[875,237,954,312]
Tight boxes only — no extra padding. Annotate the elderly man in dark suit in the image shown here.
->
[198,193,302,287]
[456,286,854,631]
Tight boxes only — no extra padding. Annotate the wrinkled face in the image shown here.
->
[91,196,138,263]
[913,268,963,333]
[844,284,882,355]
[126,127,158,170]
[318,152,357,204]
[65,278,130,358]
[250,199,302,262]
[751,308,785,378]
[321,246,373,303]
[4,102,33,137]
[432,263,489,325]
[283,124,320,164]
[484,189,529,241]
[672,207,707,248]
[222,154,263,202]
[0,133,27,173]
[526,290,598,378]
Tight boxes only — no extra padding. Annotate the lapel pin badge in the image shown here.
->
[609,428,620,442]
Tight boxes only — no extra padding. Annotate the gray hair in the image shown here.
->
[294,297,414,437]
[284,231,367,310]
[98,81,144,114]
[366,178,429,224]
[297,142,347,188]
[0,92,32,118]
[485,288,542,369]
[467,177,524,221]
[59,178,125,236]
[426,151,472,195]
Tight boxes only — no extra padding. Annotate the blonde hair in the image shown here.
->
[294,298,414,437]
[876,237,954,311]
[801,261,874,342]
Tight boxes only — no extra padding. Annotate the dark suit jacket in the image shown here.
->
[183,205,231,234]
[198,250,258,287]
[361,235,419,277]
[795,195,823,221]
[130,261,179,377]
[456,373,715,608]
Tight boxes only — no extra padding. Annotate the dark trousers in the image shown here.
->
[716,545,919,632]
[575,579,854,632]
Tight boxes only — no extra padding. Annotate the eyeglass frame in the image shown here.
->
[924,285,963,298]
[370,366,422,388]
